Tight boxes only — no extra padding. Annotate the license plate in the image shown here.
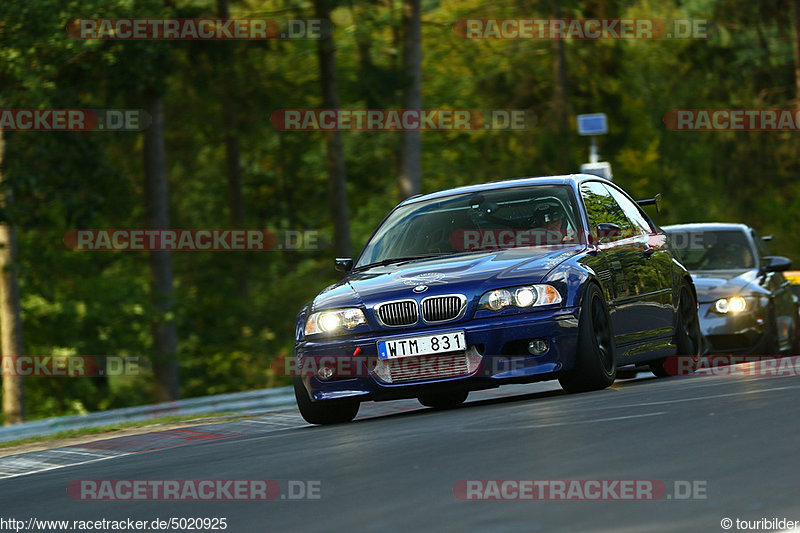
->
[378,331,466,360]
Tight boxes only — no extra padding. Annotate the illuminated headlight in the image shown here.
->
[305,308,366,335]
[479,285,562,311]
[514,288,536,307]
[714,296,748,314]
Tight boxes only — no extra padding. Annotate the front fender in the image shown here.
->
[295,303,311,343]
[542,263,597,309]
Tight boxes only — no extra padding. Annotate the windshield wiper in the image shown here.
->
[352,253,451,271]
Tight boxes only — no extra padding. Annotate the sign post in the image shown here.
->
[577,113,612,180]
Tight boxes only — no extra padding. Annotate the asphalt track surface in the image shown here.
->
[2,367,800,533]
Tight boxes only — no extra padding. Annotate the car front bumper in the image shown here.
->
[295,306,581,402]
[698,302,769,354]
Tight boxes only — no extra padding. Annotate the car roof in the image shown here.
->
[662,223,751,232]
[398,174,612,206]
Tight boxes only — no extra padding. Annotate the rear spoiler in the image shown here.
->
[635,193,661,212]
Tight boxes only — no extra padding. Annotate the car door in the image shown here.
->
[578,181,640,347]
[603,183,674,339]
[751,229,795,349]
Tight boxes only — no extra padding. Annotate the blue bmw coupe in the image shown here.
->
[293,174,702,424]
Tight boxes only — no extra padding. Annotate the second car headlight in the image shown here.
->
[714,296,748,314]
[305,308,366,335]
[478,284,562,311]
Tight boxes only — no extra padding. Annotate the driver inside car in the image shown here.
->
[703,245,748,269]
[532,203,573,244]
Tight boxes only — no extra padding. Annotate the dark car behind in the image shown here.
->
[664,223,798,355]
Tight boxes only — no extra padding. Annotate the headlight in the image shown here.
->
[714,296,748,314]
[305,308,366,335]
[478,284,562,311]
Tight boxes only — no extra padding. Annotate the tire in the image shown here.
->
[650,281,701,378]
[559,283,616,393]
[764,304,781,355]
[293,378,359,425]
[418,390,468,410]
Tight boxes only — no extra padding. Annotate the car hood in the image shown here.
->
[690,269,759,303]
[311,246,584,311]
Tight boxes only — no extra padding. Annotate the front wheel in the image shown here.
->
[293,378,360,425]
[764,304,782,355]
[559,283,616,393]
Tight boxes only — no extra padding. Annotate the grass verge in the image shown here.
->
[0,412,249,450]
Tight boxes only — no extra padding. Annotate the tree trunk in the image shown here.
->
[351,6,379,110]
[0,130,25,425]
[399,0,422,198]
[143,88,179,402]
[792,0,800,109]
[222,100,245,227]
[386,0,401,71]
[315,0,352,258]
[217,0,248,300]
[217,0,245,228]
[551,0,570,172]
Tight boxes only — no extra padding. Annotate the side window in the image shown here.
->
[604,185,653,235]
[579,182,634,242]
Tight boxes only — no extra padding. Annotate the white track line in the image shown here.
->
[609,383,800,409]
[510,411,666,430]
[0,452,132,480]
[42,449,113,458]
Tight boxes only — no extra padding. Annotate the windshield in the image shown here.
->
[356,185,583,268]
[666,229,756,270]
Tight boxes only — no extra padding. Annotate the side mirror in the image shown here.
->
[635,193,662,213]
[596,223,622,243]
[335,257,353,273]
[764,256,792,273]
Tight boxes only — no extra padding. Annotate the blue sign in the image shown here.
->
[577,113,608,136]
